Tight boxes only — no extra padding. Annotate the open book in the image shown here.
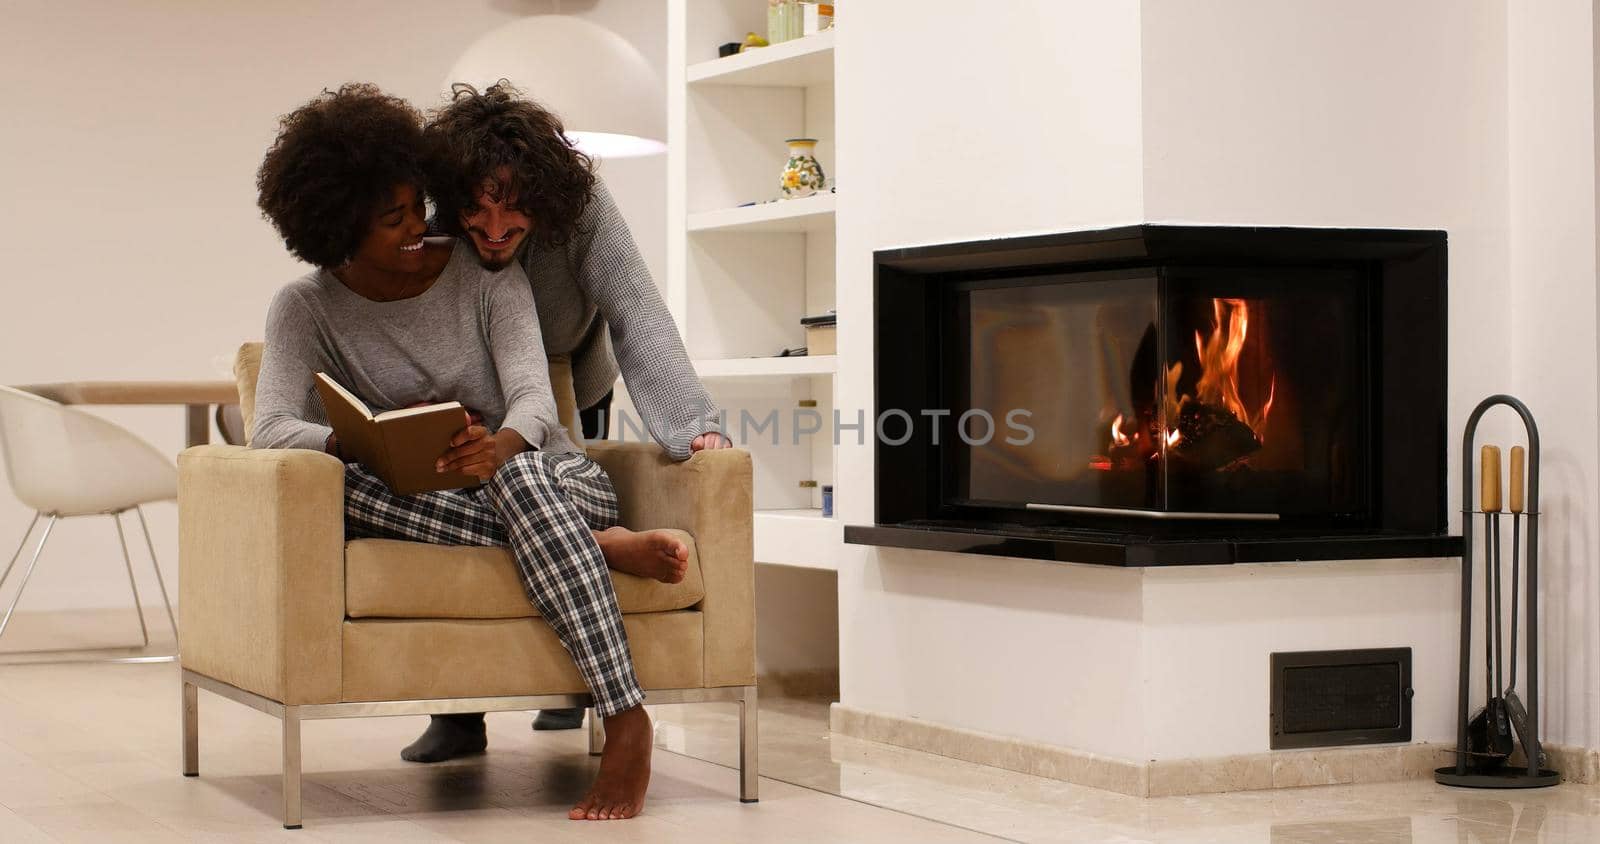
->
[314,372,481,495]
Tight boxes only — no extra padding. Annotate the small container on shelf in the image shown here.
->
[803,3,835,35]
[801,311,836,355]
[768,0,803,44]
[821,484,834,517]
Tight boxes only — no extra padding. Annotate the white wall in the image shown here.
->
[754,565,839,684]
[834,0,1149,759]
[1142,560,1460,759]
[0,1,665,612]
[1506,0,1599,752]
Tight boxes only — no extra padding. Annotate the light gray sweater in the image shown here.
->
[523,179,719,460]
[251,241,580,456]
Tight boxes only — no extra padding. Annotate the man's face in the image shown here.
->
[460,168,532,270]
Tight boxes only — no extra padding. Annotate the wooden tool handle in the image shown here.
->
[1481,445,1502,512]
[1509,446,1526,514]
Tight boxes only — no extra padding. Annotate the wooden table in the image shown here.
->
[16,380,239,448]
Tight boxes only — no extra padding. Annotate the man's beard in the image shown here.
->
[478,253,517,271]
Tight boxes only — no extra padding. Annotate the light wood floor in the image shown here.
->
[0,610,996,842]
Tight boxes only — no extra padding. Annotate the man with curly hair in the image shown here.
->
[253,83,657,820]
[402,81,731,758]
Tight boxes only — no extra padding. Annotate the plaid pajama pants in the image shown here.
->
[342,450,645,717]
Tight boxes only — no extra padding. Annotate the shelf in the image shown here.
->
[695,355,836,379]
[688,194,836,234]
[688,30,835,88]
[755,508,842,570]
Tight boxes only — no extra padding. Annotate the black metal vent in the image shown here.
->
[1270,648,1412,749]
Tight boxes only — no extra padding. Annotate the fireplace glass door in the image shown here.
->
[949,265,1369,522]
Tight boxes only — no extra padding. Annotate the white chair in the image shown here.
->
[0,385,178,660]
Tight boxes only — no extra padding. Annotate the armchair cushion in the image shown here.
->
[344,533,706,620]
[340,611,704,701]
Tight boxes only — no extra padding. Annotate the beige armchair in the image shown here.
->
[178,344,757,829]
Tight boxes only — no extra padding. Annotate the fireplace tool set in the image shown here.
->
[1435,395,1559,788]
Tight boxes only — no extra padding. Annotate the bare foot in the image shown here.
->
[595,527,689,584]
[570,705,652,820]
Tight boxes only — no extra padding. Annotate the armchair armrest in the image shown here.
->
[178,444,345,704]
[586,441,755,688]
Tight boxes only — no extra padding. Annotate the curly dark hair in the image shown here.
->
[424,81,596,250]
[256,83,426,267]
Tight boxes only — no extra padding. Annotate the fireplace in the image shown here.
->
[846,226,1462,566]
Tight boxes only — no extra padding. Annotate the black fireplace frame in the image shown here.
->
[845,225,1462,566]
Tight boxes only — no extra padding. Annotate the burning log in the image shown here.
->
[1169,400,1261,471]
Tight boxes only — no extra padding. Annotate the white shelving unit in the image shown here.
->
[753,508,843,571]
[695,354,836,379]
[669,0,839,571]
[687,193,836,234]
[687,28,835,87]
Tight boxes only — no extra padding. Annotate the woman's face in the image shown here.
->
[349,182,428,275]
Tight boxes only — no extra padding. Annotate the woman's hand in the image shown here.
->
[438,412,500,481]
[691,431,732,452]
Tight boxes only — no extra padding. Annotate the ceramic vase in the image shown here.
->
[780,138,825,199]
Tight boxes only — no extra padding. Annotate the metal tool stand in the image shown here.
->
[1436,395,1559,788]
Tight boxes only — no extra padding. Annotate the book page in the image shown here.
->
[375,401,464,422]
[314,373,374,421]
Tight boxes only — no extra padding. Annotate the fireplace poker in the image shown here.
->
[1467,446,1496,759]
[1503,445,1544,765]
[1483,445,1514,757]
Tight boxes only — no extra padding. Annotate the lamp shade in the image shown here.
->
[445,16,666,158]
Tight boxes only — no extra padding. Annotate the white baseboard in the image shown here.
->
[831,703,1597,797]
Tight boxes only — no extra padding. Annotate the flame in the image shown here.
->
[1111,414,1130,447]
[1165,428,1182,448]
[1192,298,1274,440]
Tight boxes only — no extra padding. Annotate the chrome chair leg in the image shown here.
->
[134,507,178,642]
[0,515,58,642]
[112,512,150,648]
[588,708,605,756]
[739,684,759,803]
[0,511,41,589]
[283,711,303,829]
[182,679,199,777]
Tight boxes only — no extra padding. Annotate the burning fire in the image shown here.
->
[1192,298,1275,438]
[1094,297,1274,471]
[1111,414,1130,447]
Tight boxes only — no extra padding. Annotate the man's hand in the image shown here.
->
[437,412,501,481]
[691,431,732,453]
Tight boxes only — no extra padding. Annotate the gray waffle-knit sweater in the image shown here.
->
[522,178,719,461]
[251,241,580,456]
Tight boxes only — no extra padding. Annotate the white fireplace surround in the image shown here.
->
[832,0,1600,784]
